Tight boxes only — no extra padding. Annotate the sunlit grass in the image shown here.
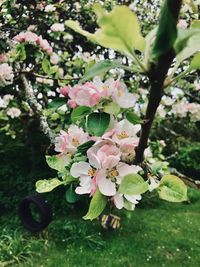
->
[1,189,200,267]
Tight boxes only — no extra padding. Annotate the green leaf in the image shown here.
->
[65,185,80,203]
[174,28,200,64]
[104,102,120,116]
[152,0,178,60]
[190,52,200,70]
[48,98,66,109]
[42,58,51,74]
[62,172,76,185]
[71,106,91,123]
[36,178,63,193]
[77,140,95,154]
[126,111,142,124]
[124,199,135,211]
[49,65,59,75]
[83,188,107,220]
[119,174,148,195]
[65,4,145,56]
[87,112,110,137]
[16,44,26,61]
[46,155,66,172]
[157,174,188,202]
[81,59,123,82]
[191,20,200,29]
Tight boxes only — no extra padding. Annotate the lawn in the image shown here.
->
[1,190,200,267]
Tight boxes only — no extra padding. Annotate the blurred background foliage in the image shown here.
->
[0,0,200,214]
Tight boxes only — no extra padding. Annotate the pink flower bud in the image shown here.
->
[60,86,69,97]
[67,99,77,109]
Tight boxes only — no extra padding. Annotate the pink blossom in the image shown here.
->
[0,54,8,63]
[55,125,89,154]
[37,36,53,54]
[68,82,101,107]
[14,31,38,43]
[112,119,140,144]
[14,32,53,55]
[70,161,97,195]
[87,142,121,170]
[60,86,70,97]
[27,25,37,31]
[177,19,188,29]
[67,99,77,109]
[111,80,138,108]
[96,162,141,197]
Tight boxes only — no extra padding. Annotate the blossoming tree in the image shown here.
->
[0,0,200,222]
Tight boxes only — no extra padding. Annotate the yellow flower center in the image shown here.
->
[117,131,129,139]
[88,168,96,177]
[72,138,79,147]
[108,169,119,178]
[103,85,109,91]
[118,90,125,97]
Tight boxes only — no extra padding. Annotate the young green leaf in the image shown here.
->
[48,98,66,109]
[126,111,142,124]
[174,28,200,64]
[152,0,178,60]
[190,52,200,70]
[119,174,149,195]
[81,59,124,82]
[36,178,63,193]
[42,58,51,74]
[157,174,188,202]
[104,102,120,116]
[65,4,145,57]
[83,188,107,220]
[87,112,110,137]
[71,106,91,123]
[46,155,66,172]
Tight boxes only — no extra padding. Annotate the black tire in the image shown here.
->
[19,194,52,232]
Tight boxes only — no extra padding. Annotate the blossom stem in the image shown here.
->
[134,0,182,164]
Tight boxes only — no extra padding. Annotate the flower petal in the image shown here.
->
[98,176,116,196]
[124,194,142,204]
[70,162,90,178]
[113,193,124,209]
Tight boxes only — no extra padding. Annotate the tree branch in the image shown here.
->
[134,0,182,164]
[20,74,56,144]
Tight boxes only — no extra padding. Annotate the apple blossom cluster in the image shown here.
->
[0,94,21,118]
[54,120,159,211]
[0,63,14,87]
[61,77,138,109]
[13,31,53,55]
[171,101,200,122]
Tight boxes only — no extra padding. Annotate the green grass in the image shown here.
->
[1,191,200,267]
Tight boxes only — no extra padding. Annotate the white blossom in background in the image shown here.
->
[0,63,14,87]
[50,23,65,32]
[7,107,21,118]
[0,94,14,108]
[50,53,60,65]
[45,4,56,12]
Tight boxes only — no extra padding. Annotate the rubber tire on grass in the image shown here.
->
[19,194,52,232]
